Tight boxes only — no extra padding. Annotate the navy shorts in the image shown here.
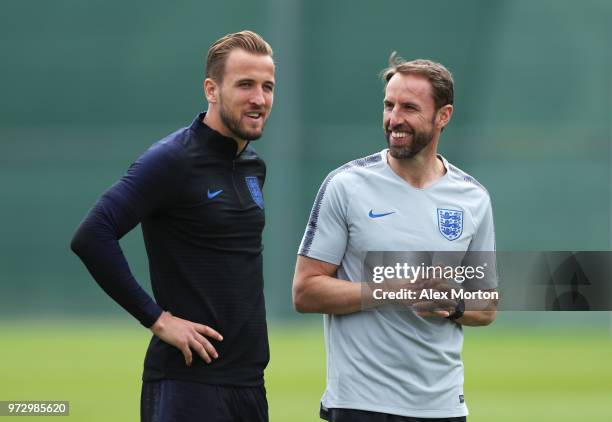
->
[320,405,466,422]
[141,380,268,422]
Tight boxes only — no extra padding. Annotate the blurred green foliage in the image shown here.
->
[1,1,611,319]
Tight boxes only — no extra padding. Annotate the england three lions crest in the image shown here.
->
[437,208,463,241]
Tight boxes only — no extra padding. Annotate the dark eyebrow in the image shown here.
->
[235,78,275,88]
[401,102,420,110]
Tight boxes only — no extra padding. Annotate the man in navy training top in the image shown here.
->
[71,30,275,422]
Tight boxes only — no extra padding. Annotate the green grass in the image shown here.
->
[0,322,610,421]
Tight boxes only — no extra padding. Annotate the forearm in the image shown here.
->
[71,198,162,327]
[455,309,496,326]
[454,296,497,326]
[292,259,451,316]
[292,274,365,315]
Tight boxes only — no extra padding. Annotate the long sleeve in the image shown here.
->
[70,140,187,327]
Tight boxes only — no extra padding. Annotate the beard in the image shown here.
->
[218,93,266,141]
[385,121,435,160]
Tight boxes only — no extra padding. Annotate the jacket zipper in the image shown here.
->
[231,142,251,208]
[232,156,245,208]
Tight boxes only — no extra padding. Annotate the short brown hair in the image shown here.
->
[381,52,454,110]
[206,30,273,82]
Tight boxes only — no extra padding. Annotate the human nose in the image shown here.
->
[249,87,265,107]
[387,106,401,127]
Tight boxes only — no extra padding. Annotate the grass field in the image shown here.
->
[0,321,611,421]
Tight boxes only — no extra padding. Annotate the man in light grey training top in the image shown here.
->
[292,54,498,422]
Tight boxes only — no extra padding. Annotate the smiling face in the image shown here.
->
[206,49,275,141]
[383,73,452,160]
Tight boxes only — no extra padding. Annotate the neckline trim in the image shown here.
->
[380,148,450,191]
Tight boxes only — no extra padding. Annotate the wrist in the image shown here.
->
[447,299,465,321]
[150,310,169,333]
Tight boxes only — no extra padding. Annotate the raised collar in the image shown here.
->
[189,112,241,158]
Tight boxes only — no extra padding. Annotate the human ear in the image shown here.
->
[436,104,454,129]
[204,78,218,104]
